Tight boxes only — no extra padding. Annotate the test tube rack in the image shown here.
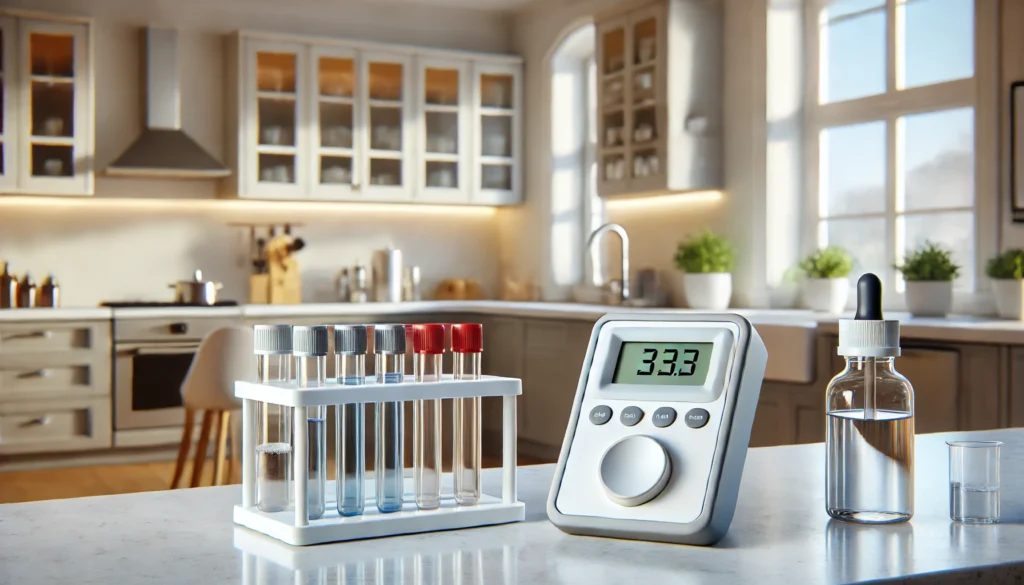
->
[233,375,524,546]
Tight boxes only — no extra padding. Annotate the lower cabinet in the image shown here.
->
[750,382,824,448]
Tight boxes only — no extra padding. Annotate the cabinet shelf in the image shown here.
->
[480,107,513,116]
[603,70,625,80]
[424,104,459,113]
[424,152,459,162]
[256,145,297,155]
[30,74,73,85]
[368,149,403,160]
[600,145,626,155]
[368,98,402,108]
[30,136,74,146]
[481,155,513,165]
[318,147,353,157]
[318,95,354,105]
[257,90,296,100]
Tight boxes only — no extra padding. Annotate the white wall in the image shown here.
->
[503,0,767,306]
[0,0,511,305]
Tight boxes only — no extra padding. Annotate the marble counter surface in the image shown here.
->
[0,307,112,321]
[3,430,1023,584]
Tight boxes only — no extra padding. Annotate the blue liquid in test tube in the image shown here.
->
[374,324,406,513]
[335,325,368,517]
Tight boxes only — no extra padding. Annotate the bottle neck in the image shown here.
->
[844,356,896,371]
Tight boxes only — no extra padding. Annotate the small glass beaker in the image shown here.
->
[948,440,1002,524]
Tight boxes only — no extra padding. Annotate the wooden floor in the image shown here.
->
[0,454,539,504]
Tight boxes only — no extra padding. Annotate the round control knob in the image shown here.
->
[169,322,189,335]
[599,435,671,507]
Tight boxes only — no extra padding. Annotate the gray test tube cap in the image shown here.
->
[253,324,292,355]
[374,324,406,354]
[293,325,329,357]
[335,325,368,355]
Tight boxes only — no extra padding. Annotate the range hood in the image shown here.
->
[106,28,230,179]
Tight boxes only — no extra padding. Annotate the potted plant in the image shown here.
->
[987,249,1024,320]
[672,231,735,310]
[895,242,960,317]
[799,247,853,313]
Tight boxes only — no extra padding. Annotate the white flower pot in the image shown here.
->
[904,280,953,317]
[682,273,732,310]
[803,278,849,313]
[991,279,1024,320]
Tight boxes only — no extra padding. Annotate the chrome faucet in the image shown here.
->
[587,223,630,303]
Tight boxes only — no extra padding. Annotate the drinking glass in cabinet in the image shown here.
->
[480,74,513,109]
[319,102,353,148]
[320,156,352,185]
[604,78,624,107]
[425,112,458,154]
[258,99,295,146]
[319,57,354,98]
[370,107,402,151]
[633,148,659,178]
[633,107,656,144]
[256,53,296,93]
[603,155,625,181]
[481,164,510,190]
[426,161,457,188]
[602,28,625,75]
[634,18,657,64]
[603,111,624,147]
[425,68,459,105]
[633,69,654,103]
[370,159,402,186]
[481,116,511,157]
[369,62,403,101]
[31,33,74,78]
[31,82,73,138]
[258,154,294,183]
[31,145,73,177]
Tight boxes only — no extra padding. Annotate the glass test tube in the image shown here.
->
[293,325,329,521]
[335,325,368,517]
[374,324,406,513]
[412,324,445,510]
[452,323,483,505]
[254,324,293,513]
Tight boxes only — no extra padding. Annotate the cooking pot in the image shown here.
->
[170,270,223,305]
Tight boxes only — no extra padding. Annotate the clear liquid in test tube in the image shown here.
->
[412,324,445,510]
[253,324,293,513]
[334,324,368,517]
[374,324,406,513]
[452,323,483,505]
[293,325,329,521]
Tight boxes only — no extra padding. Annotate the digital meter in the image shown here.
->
[547,313,767,545]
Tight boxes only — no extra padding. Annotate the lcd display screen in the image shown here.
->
[612,342,714,386]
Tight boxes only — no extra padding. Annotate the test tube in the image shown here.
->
[293,325,329,521]
[452,323,483,505]
[374,324,406,513]
[412,324,445,510]
[335,324,368,517]
[253,324,293,513]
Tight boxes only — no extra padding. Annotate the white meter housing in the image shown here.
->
[547,313,767,545]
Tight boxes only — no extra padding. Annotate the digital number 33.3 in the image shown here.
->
[637,347,699,377]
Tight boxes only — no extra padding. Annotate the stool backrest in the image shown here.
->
[181,326,258,410]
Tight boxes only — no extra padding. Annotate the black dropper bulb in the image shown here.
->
[854,273,884,320]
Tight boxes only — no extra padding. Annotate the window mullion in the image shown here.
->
[888,0,899,92]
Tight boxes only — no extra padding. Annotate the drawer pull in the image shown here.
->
[19,416,52,428]
[17,369,53,379]
[2,330,53,341]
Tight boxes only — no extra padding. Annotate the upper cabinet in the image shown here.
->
[226,32,522,206]
[595,0,722,198]
[0,14,93,196]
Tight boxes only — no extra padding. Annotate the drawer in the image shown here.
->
[525,321,569,352]
[0,321,109,354]
[0,397,111,455]
[0,358,109,400]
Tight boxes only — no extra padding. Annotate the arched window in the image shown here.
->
[550,24,606,289]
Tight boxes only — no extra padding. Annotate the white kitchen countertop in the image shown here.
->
[2,430,1023,584]
[0,307,112,321]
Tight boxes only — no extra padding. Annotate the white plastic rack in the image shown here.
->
[233,375,524,546]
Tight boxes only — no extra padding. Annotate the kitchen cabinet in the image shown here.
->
[0,320,111,455]
[595,0,722,198]
[749,382,823,448]
[0,13,93,196]
[225,31,522,205]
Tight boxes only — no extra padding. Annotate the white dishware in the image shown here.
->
[647,154,659,174]
[273,165,291,183]
[42,158,63,176]
[634,71,653,92]
[485,82,507,107]
[638,37,657,62]
[262,126,283,145]
[322,165,350,184]
[634,124,653,143]
[606,127,622,147]
[323,126,352,148]
[260,167,275,182]
[41,117,64,137]
[485,132,508,156]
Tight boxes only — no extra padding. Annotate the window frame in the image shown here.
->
[802,0,997,308]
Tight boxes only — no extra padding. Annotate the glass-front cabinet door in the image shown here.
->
[247,41,306,198]
[18,19,91,195]
[0,18,14,192]
[474,62,519,204]
[311,46,359,199]
[418,59,468,202]
[597,18,629,192]
[628,6,664,191]
[362,53,412,200]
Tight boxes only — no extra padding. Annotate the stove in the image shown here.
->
[100,300,239,308]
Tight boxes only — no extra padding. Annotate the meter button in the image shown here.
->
[589,405,613,426]
[599,435,671,507]
[620,406,644,427]
[685,408,710,429]
[652,407,677,428]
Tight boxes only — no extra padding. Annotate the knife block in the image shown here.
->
[268,256,301,304]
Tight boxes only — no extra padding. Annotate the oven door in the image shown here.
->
[115,343,197,430]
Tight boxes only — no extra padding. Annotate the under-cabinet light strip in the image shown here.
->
[604,190,724,211]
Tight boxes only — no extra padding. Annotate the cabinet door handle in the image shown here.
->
[18,369,53,379]
[20,416,52,427]
[2,330,53,341]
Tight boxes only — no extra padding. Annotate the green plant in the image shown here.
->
[674,230,735,273]
[895,241,961,282]
[986,249,1024,280]
[799,246,853,279]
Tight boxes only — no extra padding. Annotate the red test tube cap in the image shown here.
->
[451,323,483,354]
[411,323,446,354]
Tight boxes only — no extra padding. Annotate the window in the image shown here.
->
[808,0,976,294]
[550,24,606,289]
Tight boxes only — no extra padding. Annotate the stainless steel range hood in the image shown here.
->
[106,28,230,179]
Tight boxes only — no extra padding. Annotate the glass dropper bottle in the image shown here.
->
[412,323,445,510]
[452,323,483,505]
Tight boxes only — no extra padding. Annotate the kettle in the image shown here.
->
[0,262,17,308]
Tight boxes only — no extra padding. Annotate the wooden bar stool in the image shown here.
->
[170,326,257,489]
